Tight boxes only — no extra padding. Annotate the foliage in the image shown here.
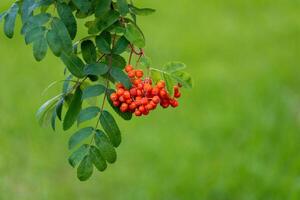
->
[0,0,192,181]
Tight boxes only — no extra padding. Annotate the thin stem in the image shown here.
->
[128,49,133,64]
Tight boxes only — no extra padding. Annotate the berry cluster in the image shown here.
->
[110,65,182,117]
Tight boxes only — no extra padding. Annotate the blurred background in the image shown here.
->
[1,0,300,199]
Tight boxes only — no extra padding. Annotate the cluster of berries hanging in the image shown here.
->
[110,65,182,117]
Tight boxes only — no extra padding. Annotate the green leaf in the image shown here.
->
[60,52,85,78]
[50,17,73,55]
[51,108,57,131]
[162,72,175,96]
[150,62,192,94]
[107,89,132,120]
[81,40,97,64]
[46,29,62,56]
[36,94,62,127]
[95,0,111,17]
[63,87,83,130]
[108,54,126,69]
[69,127,94,150]
[96,10,120,33]
[100,110,121,147]
[171,71,193,88]
[96,33,111,54]
[57,2,77,39]
[4,3,19,38]
[89,146,107,171]
[124,23,145,48]
[69,144,89,167]
[162,62,186,73]
[33,35,48,61]
[77,155,93,181]
[72,0,91,13]
[25,26,46,45]
[27,0,54,15]
[84,63,109,76]
[112,36,129,54]
[77,107,100,125]
[82,84,106,99]
[110,67,131,89]
[21,0,35,22]
[95,130,117,163]
[56,98,64,121]
[116,0,129,16]
[129,5,156,16]
[21,13,51,35]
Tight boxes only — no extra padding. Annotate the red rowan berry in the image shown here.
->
[142,109,149,115]
[119,95,125,102]
[150,101,157,109]
[126,99,132,104]
[157,80,165,89]
[145,103,153,111]
[160,100,170,108]
[113,101,120,107]
[125,65,133,72]
[134,110,142,116]
[128,70,136,78]
[174,92,181,98]
[110,93,118,101]
[137,83,143,90]
[151,87,159,95]
[141,97,148,105]
[129,102,137,110]
[159,89,168,98]
[170,99,179,108]
[136,89,143,96]
[144,84,152,93]
[134,79,142,85]
[120,103,128,112]
[130,88,137,96]
[124,91,131,99]
[139,105,146,113]
[152,96,160,104]
[117,88,124,96]
[116,83,124,89]
[135,70,144,78]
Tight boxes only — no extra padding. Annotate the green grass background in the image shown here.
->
[1,0,300,199]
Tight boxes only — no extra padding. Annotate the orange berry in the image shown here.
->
[157,80,165,89]
[174,92,181,98]
[141,97,148,105]
[134,79,142,85]
[136,89,143,96]
[170,99,179,108]
[134,110,142,116]
[113,101,120,107]
[144,84,152,93]
[126,99,132,104]
[151,87,159,95]
[137,83,143,90]
[119,95,125,102]
[124,91,131,99]
[117,88,124,96]
[125,65,133,72]
[145,103,153,111]
[116,83,124,89]
[139,105,145,113]
[152,96,160,104]
[159,89,168,98]
[129,102,137,110]
[130,88,137,96]
[135,70,144,78]
[128,70,135,78]
[120,103,128,112]
[110,93,118,101]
